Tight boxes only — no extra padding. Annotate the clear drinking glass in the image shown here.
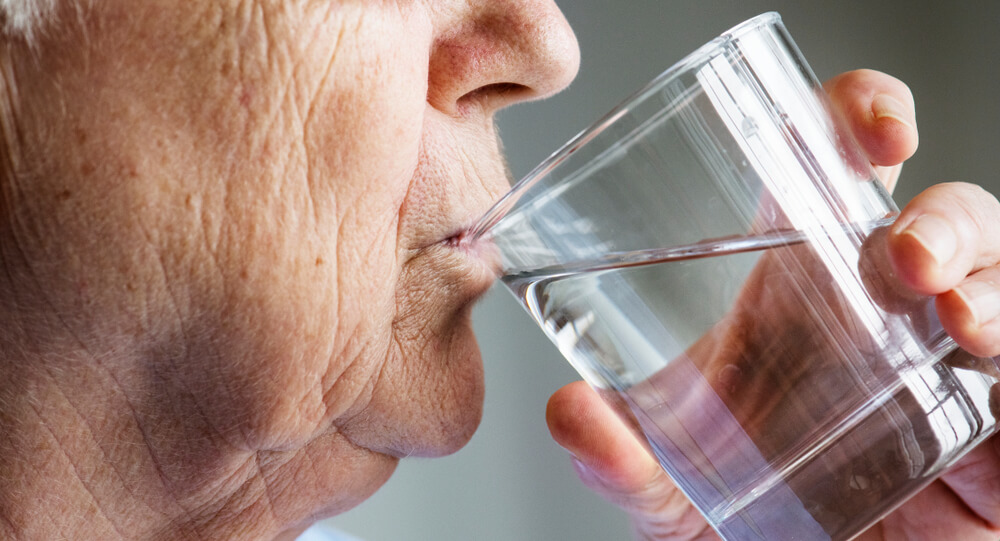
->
[469,12,1000,541]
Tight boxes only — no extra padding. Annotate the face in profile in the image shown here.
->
[0,0,578,509]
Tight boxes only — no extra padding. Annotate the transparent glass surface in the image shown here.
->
[471,12,1000,541]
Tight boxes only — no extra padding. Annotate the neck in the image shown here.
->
[0,346,234,538]
[0,344,395,540]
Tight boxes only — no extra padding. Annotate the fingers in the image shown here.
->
[824,69,918,190]
[888,182,1000,356]
[936,268,1000,357]
[889,183,1000,293]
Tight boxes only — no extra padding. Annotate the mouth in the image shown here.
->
[440,226,502,280]
[399,225,502,312]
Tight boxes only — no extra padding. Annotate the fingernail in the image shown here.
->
[955,280,1000,327]
[872,93,914,129]
[899,214,958,267]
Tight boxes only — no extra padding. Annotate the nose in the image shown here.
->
[428,0,580,116]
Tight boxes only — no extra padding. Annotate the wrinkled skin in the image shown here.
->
[548,70,1000,540]
[3,1,1000,540]
[0,1,577,539]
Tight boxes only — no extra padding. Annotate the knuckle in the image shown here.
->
[927,182,999,238]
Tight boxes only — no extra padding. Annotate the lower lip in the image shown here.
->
[408,233,501,305]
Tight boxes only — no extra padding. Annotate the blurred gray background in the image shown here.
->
[328,2,1000,539]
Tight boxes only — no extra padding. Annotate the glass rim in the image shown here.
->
[470,11,783,239]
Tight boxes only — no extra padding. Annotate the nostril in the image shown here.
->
[456,82,532,112]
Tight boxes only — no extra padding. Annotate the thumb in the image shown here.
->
[546,381,717,540]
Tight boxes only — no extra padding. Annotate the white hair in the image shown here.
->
[0,0,57,42]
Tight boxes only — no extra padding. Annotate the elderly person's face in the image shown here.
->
[2,0,577,525]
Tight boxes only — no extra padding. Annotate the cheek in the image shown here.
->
[310,31,434,347]
[13,0,446,454]
[164,6,433,447]
[262,19,442,439]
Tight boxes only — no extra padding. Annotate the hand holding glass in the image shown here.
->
[469,13,1000,541]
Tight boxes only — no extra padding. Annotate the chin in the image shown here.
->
[341,307,488,460]
[407,317,487,458]
[357,240,496,458]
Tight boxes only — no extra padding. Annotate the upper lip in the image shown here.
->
[407,226,472,256]
[409,207,492,253]
[410,221,501,278]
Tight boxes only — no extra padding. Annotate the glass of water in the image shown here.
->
[469,12,1000,541]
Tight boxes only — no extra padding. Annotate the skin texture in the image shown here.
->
[0,1,578,538]
[547,70,1000,540]
[2,2,999,541]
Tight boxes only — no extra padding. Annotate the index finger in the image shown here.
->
[889,182,1000,295]
[889,182,1000,356]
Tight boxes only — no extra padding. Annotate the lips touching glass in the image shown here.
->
[468,12,1000,541]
